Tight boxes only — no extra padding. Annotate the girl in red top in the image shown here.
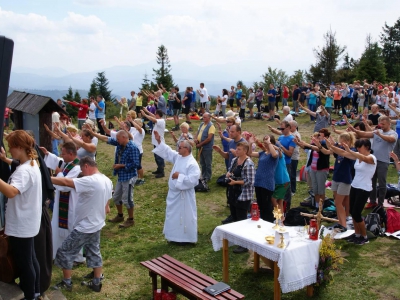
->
[282,85,289,108]
[65,99,89,129]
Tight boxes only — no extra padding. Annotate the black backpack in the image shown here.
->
[195,178,209,192]
[283,207,311,226]
[365,211,385,237]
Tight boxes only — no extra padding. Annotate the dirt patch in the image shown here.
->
[202,200,221,213]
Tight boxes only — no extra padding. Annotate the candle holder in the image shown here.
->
[272,206,282,230]
[277,232,285,248]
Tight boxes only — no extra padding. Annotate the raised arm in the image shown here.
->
[44,123,61,140]
[141,108,157,123]
[298,102,316,117]
[211,115,227,124]
[54,124,72,142]
[267,124,281,135]
[84,124,109,142]
[390,152,400,172]
[69,132,96,153]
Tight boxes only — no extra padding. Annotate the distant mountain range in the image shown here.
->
[8,60,296,98]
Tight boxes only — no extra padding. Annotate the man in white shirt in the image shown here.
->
[141,108,166,178]
[88,96,97,124]
[51,157,113,293]
[197,83,209,114]
[275,106,293,125]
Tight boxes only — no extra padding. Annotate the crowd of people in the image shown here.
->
[1,79,400,298]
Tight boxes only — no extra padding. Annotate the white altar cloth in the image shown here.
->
[211,219,321,293]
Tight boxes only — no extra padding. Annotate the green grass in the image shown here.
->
[10,110,400,299]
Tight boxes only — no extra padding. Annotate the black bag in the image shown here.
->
[216,175,228,187]
[283,207,311,226]
[372,205,387,228]
[254,112,262,120]
[364,213,385,237]
[195,178,209,192]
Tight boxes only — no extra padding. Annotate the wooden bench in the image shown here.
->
[140,254,245,300]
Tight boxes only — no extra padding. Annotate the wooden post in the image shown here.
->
[273,261,281,300]
[306,285,314,297]
[253,252,260,273]
[222,239,229,283]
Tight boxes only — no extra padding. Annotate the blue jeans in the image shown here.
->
[200,148,213,181]
[52,139,59,156]
[308,104,316,121]
[168,101,174,116]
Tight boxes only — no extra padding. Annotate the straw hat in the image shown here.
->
[66,124,78,133]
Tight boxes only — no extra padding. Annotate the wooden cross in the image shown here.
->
[300,199,339,228]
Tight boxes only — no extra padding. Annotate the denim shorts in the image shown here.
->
[55,229,102,270]
[113,177,137,208]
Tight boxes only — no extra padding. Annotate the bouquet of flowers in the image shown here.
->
[315,229,344,286]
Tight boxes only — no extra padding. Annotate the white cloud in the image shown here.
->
[1,1,399,76]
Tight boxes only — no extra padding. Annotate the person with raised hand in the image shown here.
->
[247,134,278,222]
[325,138,376,245]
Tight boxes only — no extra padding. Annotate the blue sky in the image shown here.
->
[1,0,399,74]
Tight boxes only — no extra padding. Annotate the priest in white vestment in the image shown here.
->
[152,130,201,243]
[41,142,85,262]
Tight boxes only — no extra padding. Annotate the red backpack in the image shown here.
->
[386,208,400,233]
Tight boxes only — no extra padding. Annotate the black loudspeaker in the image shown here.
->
[0,36,14,142]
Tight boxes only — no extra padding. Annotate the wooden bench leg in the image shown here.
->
[306,285,314,297]
[273,261,281,300]
[150,271,157,290]
[161,277,168,292]
[222,239,229,283]
[254,252,260,273]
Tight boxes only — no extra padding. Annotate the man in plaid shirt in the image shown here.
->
[87,129,140,228]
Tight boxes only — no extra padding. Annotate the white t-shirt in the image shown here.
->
[283,114,293,122]
[199,87,209,103]
[221,95,228,106]
[351,155,377,191]
[152,118,166,146]
[130,127,145,153]
[89,102,96,119]
[73,173,113,233]
[5,160,42,238]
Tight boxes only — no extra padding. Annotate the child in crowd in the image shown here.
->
[325,91,333,114]
[214,97,222,116]
[239,94,246,121]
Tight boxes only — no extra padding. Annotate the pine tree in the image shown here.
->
[309,29,346,84]
[356,35,387,83]
[63,86,78,118]
[95,71,113,102]
[152,45,175,90]
[88,79,98,98]
[380,18,400,81]
[335,53,358,83]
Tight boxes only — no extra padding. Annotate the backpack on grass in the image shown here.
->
[386,208,400,233]
[283,207,311,226]
[195,178,209,192]
[364,213,385,237]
